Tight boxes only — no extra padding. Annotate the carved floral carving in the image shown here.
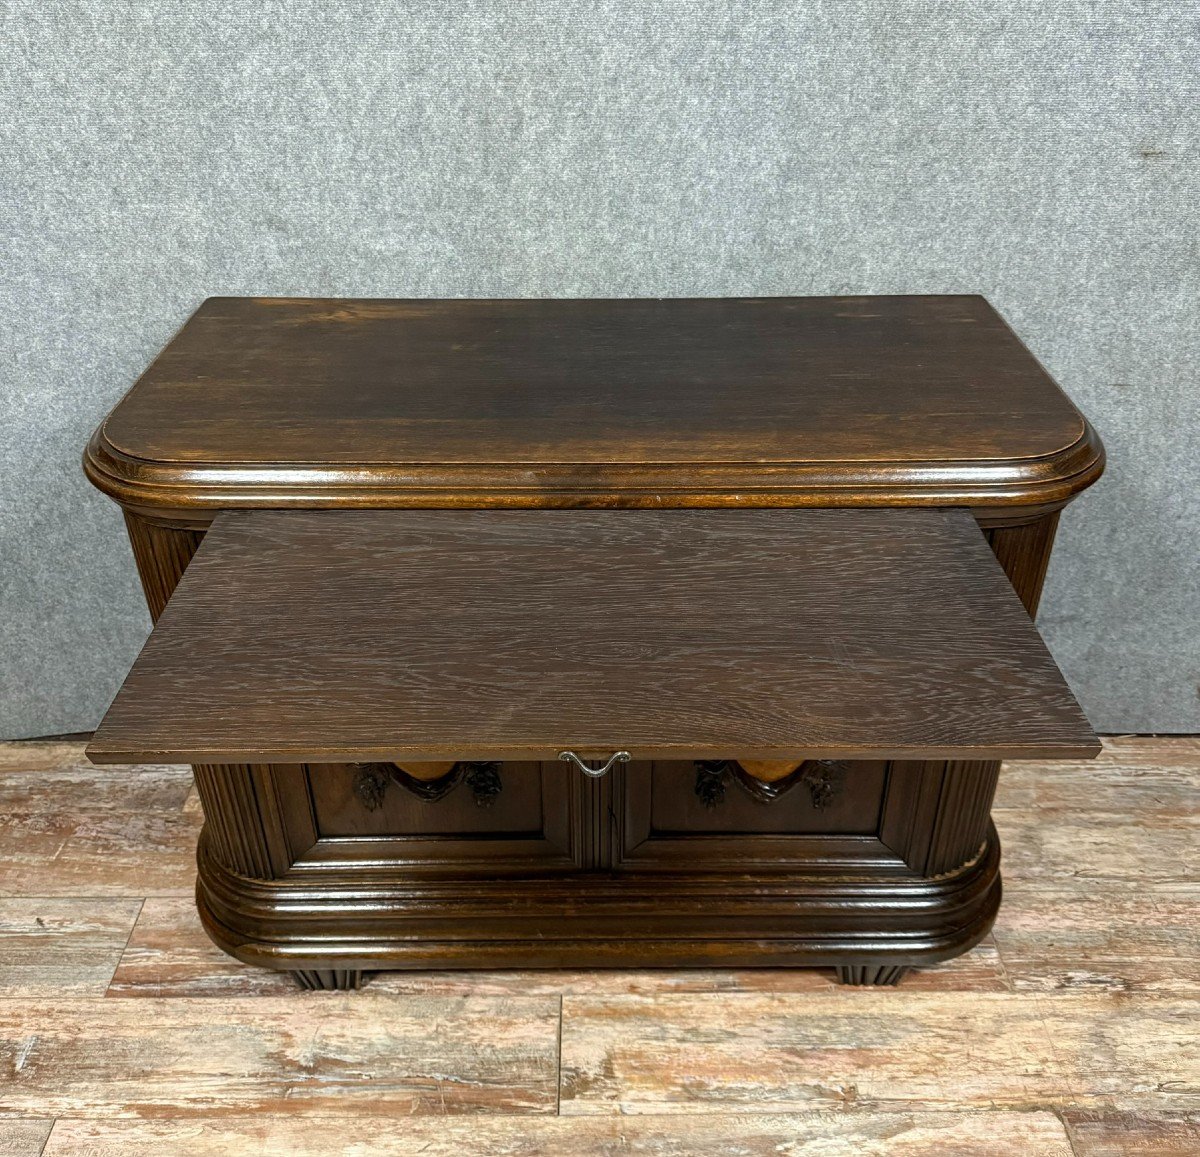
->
[693,759,846,809]
[693,760,729,809]
[352,761,504,810]
[353,764,390,811]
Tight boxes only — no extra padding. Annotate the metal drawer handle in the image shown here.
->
[558,750,631,778]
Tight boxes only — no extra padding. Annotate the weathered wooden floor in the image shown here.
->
[0,736,1196,1155]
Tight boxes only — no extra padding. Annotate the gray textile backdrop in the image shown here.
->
[1,1,1197,739]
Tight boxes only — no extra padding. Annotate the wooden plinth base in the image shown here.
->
[196,824,1001,982]
[294,965,913,989]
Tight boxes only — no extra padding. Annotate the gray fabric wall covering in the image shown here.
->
[1,1,1197,738]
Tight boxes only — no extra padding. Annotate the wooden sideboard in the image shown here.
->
[85,295,1104,988]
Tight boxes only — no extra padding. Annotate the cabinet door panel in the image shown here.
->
[311,761,548,838]
[614,760,898,872]
[295,761,581,873]
[648,761,887,835]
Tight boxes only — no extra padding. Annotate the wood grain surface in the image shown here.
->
[28,1113,1079,1156]
[106,898,1009,1000]
[87,508,1097,765]
[1059,1110,1200,1156]
[0,735,1195,1153]
[558,991,1199,1115]
[83,296,1104,510]
[0,901,142,998]
[101,295,1088,467]
[0,996,559,1117]
[0,1121,52,1157]
[0,753,200,898]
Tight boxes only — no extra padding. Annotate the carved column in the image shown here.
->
[121,512,205,620]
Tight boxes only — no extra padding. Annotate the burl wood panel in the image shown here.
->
[87,508,1097,765]
[84,296,1104,510]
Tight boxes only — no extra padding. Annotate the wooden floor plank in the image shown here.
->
[995,736,1200,813]
[105,899,295,998]
[993,741,1200,882]
[992,805,1198,887]
[0,809,200,899]
[0,996,558,1117]
[106,898,1007,998]
[0,756,198,899]
[0,760,193,815]
[0,741,96,773]
[1061,1109,1200,1156]
[0,900,142,998]
[558,992,1200,1114]
[994,881,1200,994]
[39,1111,1076,1156]
[0,1120,53,1157]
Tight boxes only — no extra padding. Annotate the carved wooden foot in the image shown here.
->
[291,969,365,991]
[835,964,910,986]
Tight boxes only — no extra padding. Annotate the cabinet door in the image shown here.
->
[290,760,585,875]
[263,757,898,877]
[610,759,895,873]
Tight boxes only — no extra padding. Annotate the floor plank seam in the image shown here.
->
[989,929,1018,994]
[103,897,145,998]
[1054,1108,1083,1157]
[36,1118,54,1157]
[555,993,564,1117]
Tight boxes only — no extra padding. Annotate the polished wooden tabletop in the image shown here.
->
[105,295,1086,467]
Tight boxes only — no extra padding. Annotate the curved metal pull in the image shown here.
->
[558,750,631,778]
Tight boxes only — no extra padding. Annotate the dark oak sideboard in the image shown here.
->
[85,295,1104,989]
